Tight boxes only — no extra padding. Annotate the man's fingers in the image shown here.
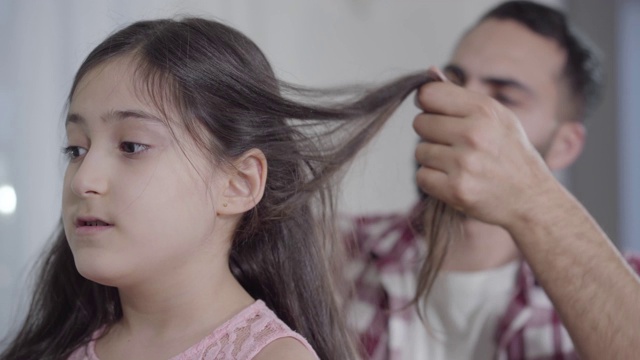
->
[416,166,450,203]
[414,66,449,109]
[413,113,468,145]
[415,142,456,173]
[416,81,487,117]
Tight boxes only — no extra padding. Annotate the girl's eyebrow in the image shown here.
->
[66,109,165,126]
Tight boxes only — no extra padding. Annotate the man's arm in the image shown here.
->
[413,81,640,359]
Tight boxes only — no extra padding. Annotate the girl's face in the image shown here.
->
[62,56,231,287]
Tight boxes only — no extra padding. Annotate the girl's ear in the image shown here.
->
[217,148,267,216]
[545,121,586,171]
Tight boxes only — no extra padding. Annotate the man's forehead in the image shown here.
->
[450,19,566,88]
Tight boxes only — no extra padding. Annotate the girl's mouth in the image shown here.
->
[74,216,114,236]
[80,219,111,227]
[75,216,112,227]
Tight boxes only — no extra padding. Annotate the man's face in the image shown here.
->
[445,19,570,156]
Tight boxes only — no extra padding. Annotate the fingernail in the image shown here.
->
[427,66,448,82]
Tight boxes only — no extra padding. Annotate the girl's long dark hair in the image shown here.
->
[0,18,453,359]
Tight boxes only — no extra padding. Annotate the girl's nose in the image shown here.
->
[69,151,109,197]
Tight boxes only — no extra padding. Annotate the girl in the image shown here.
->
[0,17,438,359]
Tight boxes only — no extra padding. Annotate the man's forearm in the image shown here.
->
[507,183,640,359]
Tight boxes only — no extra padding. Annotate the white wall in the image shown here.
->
[566,0,640,248]
[0,0,564,340]
[617,0,640,252]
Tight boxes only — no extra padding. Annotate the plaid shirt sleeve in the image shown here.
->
[496,253,640,360]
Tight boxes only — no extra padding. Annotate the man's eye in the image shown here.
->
[495,94,516,106]
[119,142,149,154]
[61,146,87,160]
[446,75,464,86]
[443,68,465,86]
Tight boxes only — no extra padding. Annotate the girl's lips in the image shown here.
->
[75,216,112,227]
[74,216,114,236]
[74,224,114,236]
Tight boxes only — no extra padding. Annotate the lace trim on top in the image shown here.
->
[68,300,318,360]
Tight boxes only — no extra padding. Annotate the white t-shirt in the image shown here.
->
[403,261,519,360]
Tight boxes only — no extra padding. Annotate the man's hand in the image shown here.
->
[413,80,640,360]
[413,81,559,228]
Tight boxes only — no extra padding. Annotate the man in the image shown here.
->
[345,2,640,359]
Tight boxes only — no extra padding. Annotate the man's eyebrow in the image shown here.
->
[482,77,534,95]
[66,110,165,126]
[443,63,534,95]
[443,64,467,85]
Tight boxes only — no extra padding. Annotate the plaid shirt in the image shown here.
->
[343,209,640,360]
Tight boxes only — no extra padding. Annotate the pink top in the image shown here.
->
[68,300,318,360]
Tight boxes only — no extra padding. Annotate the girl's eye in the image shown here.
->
[62,146,87,161]
[119,142,149,155]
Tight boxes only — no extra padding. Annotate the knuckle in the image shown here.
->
[415,167,430,192]
[414,146,423,164]
[474,99,499,120]
[412,114,425,134]
[462,130,485,149]
[457,153,479,174]
[414,143,426,163]
[450,174,473,206]
[416,85,432,108]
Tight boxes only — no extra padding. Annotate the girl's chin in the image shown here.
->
[74,259,128,288]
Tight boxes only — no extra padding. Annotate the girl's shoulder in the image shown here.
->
[252,336,317,360]
[174,299,318,360]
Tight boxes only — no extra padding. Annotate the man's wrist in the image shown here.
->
[504,179,574,241]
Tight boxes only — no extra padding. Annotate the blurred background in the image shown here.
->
[0,0,638,341]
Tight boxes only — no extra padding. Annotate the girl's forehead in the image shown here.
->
[76,55,138,91]
[72,57,142,107]
[71,55,178,124]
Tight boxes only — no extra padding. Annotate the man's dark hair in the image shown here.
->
[482,1,603,121]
